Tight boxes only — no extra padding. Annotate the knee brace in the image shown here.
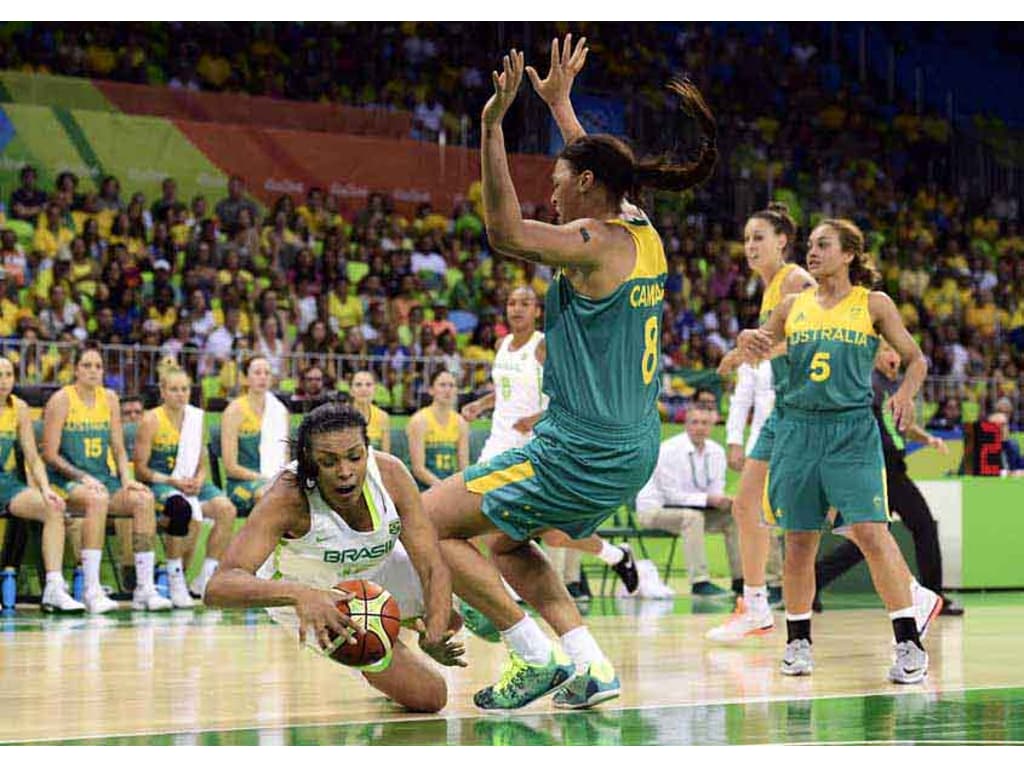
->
[164,495,192,537]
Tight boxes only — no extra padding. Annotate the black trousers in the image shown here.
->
[816,469,944,594]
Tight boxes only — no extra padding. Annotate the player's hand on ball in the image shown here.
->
[415,618,468,667]
[295,586,363,651]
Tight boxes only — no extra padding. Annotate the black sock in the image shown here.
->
[787,618,811,644]
[892,617,923,650]
[731,578,744,594]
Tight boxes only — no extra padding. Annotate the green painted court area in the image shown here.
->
[3,591,1023,746]
[32,685,1024,746]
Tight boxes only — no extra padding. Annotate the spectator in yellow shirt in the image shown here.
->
[327,277,363,333]
[33,202,75,258]
[965,290,1005,340]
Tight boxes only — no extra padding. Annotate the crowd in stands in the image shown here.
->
[1,22,1022,425]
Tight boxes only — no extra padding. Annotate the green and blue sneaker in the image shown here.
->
[458,600,501,643]
[553,658,621,709]
[473,648,575,710]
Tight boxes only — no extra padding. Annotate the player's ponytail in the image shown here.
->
[557,79,717,204]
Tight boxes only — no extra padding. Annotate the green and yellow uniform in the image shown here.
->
[145,406,222,511]
[365,404,388,451]
[749,263,796,462]
[0,396,29,511]
[464,209,666,539]
[226,396,264,513]
[47,385,121,496]
[409,406,459,491]
[766,286,888,531]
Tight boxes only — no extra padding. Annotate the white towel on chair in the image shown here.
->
[170,404,205,521]
[259,393,290,478]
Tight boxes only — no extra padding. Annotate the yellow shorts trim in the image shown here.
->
[465,460,535,495]
[881,466,892,523]
[761,468,777,525]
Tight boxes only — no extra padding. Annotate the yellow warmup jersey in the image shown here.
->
[231,396,263,472]
[410,406,460,489]
[366,404,387,450]
[148,406,182,475]
[0,395,25,475]
[57,385,117,477]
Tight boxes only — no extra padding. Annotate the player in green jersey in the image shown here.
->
[42,343,171,613]
[0,357,83,612]
[739,219,933,684]
[422,36,717,710]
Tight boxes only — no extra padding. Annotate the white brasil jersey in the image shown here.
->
[257,456,424,619]
[480,330,547,462]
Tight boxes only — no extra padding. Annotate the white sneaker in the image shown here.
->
[912,583,943,639]
[780,639,814,676]
[41,582,86,614]
[706,598,775,643]
[132,587,173,611]
[169,577,195,609]
[889,640,928,684]
[84,588,119,614]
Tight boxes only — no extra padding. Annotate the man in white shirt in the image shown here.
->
[635,406,740,597]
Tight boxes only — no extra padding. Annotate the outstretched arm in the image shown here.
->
[527,34,589,144]
[481,49,607,269]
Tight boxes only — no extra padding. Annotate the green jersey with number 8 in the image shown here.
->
[542,211,666,428]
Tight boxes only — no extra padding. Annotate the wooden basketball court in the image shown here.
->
[2,595,1023,745]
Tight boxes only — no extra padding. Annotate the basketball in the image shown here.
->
[328,580,401,667]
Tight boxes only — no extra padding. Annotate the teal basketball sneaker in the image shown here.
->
[473,648,575,710]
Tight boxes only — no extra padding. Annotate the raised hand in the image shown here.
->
[526,33,589,106]
[482,49,525,127]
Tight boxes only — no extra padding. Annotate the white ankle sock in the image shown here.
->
[45,571,63,587]
[597,540,625,566]
[82,549,102,592]
[135,551,155,591]
[500,616,553,665]
[560,626,605,668]
[744,584,769,615]
[200,558,219,582]
[889,606,915,620]
[167,558,184,578]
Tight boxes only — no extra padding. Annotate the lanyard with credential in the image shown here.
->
[688,449,711,491]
